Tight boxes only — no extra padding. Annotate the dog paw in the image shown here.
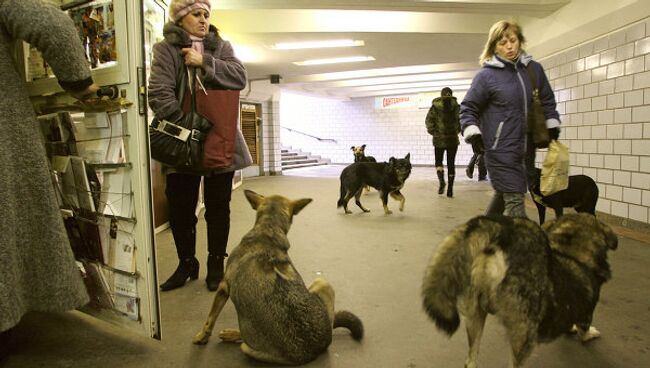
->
[193,331,211,345]
[218,328,242,342]
[384,210,393,215]
[580,326,601,342]
[345,210,352,214]
[362,209,370,213]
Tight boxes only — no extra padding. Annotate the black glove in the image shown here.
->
[468,134,485,153]
[548,127,560,140]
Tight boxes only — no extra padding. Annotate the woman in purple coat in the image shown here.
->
[148,0,251,292]
[460,20,560,218]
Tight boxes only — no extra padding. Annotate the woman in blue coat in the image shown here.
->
[460,20,560,217]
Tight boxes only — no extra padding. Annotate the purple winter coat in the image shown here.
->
[460,54,560,193]
[148,22,252,174]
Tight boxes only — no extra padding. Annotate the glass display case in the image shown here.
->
[17,0,129,96]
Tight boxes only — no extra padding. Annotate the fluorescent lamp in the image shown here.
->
[272,40,364,50]
[294,56,375,66]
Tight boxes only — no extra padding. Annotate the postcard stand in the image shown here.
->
[28,0,161,339]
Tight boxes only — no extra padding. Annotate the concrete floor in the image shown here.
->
[3,165,650,367]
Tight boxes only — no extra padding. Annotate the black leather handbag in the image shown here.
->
[149,67,213,168]
[526,64,550,149]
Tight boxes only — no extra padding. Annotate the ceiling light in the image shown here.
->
[271,40,364,50]
[294,56,375,66]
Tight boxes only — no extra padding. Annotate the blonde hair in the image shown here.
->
[479,20,526,65]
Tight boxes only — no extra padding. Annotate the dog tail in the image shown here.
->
[333,310,364,340]
[421,223,474,336]
[337,181,346,208]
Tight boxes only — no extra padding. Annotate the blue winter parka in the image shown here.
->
[460,54,560,193]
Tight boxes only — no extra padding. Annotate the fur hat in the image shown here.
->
[169,0,211,22]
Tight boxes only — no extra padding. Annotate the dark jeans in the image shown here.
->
[434,145,458,176]
[165,171,234,260]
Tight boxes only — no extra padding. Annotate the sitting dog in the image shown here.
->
[421,213,617,368]
[351,144,377,163]
[530,168,599,224]
[337,153,411,215]
[193,190,363,365]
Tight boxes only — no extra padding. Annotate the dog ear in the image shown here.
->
[405,152,411,161]
[291,198,313,216]
[362,144,366,149]
[244,190,264,210]
[351,146,355,151]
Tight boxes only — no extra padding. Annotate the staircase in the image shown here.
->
[281,146,331,170]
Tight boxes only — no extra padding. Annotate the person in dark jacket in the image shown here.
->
[148,0,251,292]
[460,20,560,217]
[425,87,461,197]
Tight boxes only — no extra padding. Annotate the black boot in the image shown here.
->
[160,257,199,291]
[206,254,226,291]
[447,175,455,198]
[436,170,446,194]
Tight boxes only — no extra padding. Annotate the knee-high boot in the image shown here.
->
[160,228,199,291]
[160,257,199,291]
[447,174,455,198]
[206,254,227,291]
[436,168,446,195]
[205,194,231,291]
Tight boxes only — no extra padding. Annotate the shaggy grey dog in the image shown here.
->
[421,214,617,368]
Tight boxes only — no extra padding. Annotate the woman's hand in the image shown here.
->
[181,48,204,67]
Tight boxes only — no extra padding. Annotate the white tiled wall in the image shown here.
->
[279,92,474,167]
[539,17,650,223]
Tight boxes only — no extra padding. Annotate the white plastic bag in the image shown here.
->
[540,140,569,196]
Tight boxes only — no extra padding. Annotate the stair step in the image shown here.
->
[282,155,309,161]
[280,146,329,171]
[282,162,329,170]
[282,158,319,166]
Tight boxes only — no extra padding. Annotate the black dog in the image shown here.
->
[530,168,599,224]
[337,153,411,215]
[351,145,377,163]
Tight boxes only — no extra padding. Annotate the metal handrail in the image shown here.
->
[281,126,337,143]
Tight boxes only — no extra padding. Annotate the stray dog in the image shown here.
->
[352,145,377,193]
[530,168,599,224]
[421,213,617,368]
[193,190,363,365]
[337,153,411,215]
[351,144,377,163]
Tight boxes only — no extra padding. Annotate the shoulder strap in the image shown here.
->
[526,63,538,91]
[190,67,198,113]
[175,65,187,111]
